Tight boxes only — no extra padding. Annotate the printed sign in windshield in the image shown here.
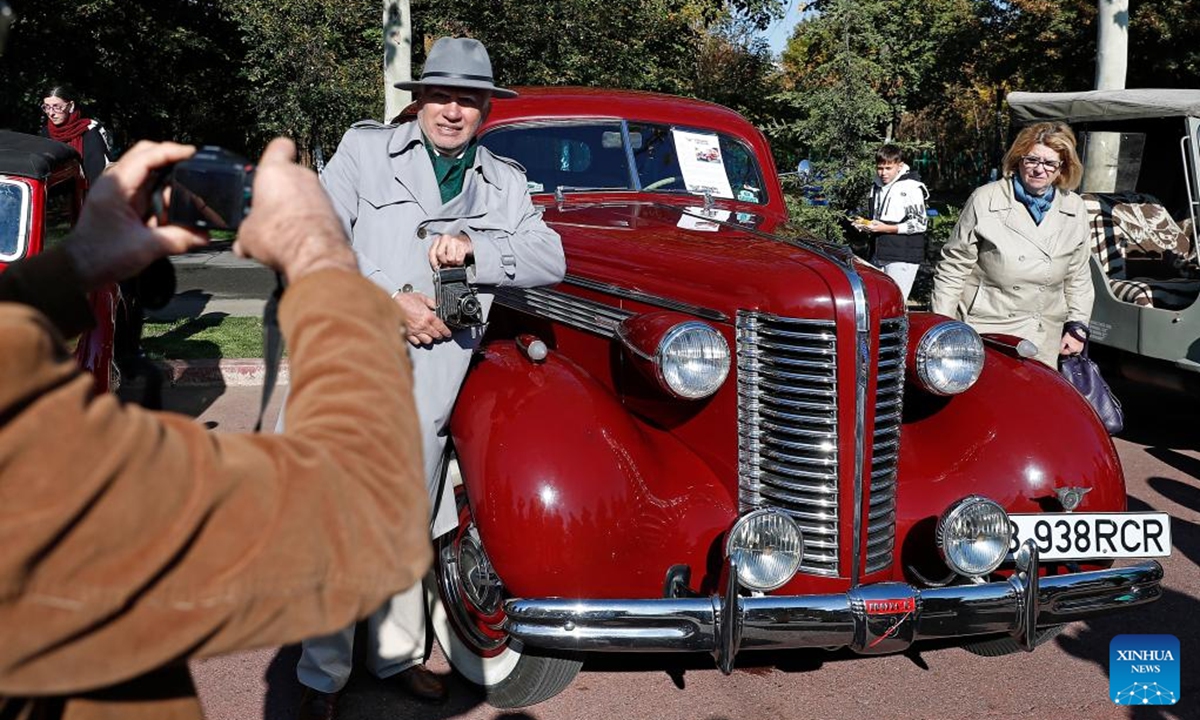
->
[671,129,734,199]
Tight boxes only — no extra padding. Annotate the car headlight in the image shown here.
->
[915,321,985,395]
[658,321,731,399]
[726,509,804,591]
[618,314,731,400]
[936,496,1011,577]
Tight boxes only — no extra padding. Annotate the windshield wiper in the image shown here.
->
[554,185,629,202]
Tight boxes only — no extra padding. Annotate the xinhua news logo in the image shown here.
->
[1110,634,1180,705]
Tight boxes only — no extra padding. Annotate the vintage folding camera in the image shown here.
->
[434,267,484,329]
[158,146,254,230]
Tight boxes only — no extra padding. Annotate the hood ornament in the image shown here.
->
[1055,486,1092,512]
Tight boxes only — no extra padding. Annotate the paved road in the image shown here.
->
[150,243,276,321]
[171,380,1198,720]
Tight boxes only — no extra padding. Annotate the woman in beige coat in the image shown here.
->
[932,122,1093,367]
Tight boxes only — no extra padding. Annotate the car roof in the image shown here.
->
[484,87,756,132]
[1008,89,1200,123]
[0,130,80,181]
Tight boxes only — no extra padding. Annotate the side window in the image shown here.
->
[44,176,79,249]
[719,137,767,205]
[0,180,32,261]
[1079,132,1145,193]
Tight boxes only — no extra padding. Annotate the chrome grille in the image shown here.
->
[737,312,840,576]
[737,311,908,578]
[865,317,907,573]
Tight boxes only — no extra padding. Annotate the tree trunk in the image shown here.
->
[383,0,412,123]
[1085,0,1130,191]
[1095,0,1129,90]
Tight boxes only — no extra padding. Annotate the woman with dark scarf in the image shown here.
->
[39,84,114,186]
[931,122,1093,368]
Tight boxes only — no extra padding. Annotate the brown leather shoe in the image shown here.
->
[395,664,449,704]
[297,687,341,720]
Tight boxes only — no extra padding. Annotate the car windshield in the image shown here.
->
[480,120,768,204]
[0,178,31,262]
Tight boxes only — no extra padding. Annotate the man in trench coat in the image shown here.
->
[294,37,565,717]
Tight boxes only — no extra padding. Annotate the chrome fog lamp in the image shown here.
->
[726,509,804,591]
[915,321,985,395]
[657,321,731,399]
[936,496,1011,577]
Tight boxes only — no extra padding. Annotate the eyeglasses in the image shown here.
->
[41,103,70,114]
[1021,155,1062,172]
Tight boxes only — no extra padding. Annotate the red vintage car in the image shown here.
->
[0,130,116,391]
[431,88,1170,707]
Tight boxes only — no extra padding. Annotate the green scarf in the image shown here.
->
[423,135,478,205]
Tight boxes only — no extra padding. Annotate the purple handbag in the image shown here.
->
[1059,348,1124,435]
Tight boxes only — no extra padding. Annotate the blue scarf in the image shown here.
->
[1013,177,1055,225]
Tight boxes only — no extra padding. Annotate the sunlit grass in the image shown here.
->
[142,315,273,359]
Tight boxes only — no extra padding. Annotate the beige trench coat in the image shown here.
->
[931,178,1094,367]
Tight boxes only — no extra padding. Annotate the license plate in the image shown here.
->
[1008,513,1172,560]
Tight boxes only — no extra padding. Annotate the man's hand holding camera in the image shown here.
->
[428,231,473,270]
[394,231,475,347]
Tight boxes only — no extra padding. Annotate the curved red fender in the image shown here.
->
[893,314,1126,580]
[450,341,737,598]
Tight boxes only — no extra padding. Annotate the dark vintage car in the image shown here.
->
[429,88,1171,707]
[0,130,116,391]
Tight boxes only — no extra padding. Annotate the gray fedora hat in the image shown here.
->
[395,37,517,99]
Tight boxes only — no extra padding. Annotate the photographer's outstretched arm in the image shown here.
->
[0,139,429,696]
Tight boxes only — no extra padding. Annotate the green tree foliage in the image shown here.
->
[771,1,893,241]
[1,0,784,159]
[1129,0,1200,85]
[411,0,707,96]
[0,0,249,151]
[692,14,779,129]
[222,0,383,158]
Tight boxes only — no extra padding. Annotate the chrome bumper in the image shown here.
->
[503,543,1164,673]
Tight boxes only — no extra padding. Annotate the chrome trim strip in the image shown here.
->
[503,562,1164,655]
[864,316,906,575]
[563,274,727,322]
[613,322,654,361]
[848,269,870,587]
[492,286,632,338]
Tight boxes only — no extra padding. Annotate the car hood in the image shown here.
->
[543,200,906,322]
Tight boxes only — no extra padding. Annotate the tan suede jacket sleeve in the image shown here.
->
[0,267,430,696]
